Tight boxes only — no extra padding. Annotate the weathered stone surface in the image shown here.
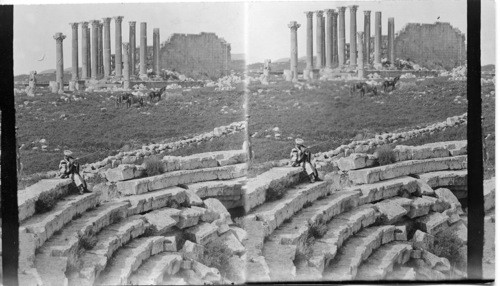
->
[416,212,449,235]
[243,166,303,212]
[19,179,74,222]
[143,208,180,234]
[116,163,247,195]
[421,250,450,271]
[447,221,467,244]
[225,255,246,284]
[203,198,232,224]
[338,153,375,171]
[128,252,182,285]
[181,240,204,261]
[263,242,297,281]
[184,189,204,206]
[394,225,407,241]
[105,164,136,182]
[229,226,248,243]
[348,156,467,185]
[412,230,434,251]
[246,255,271,282]
[324,225,396,281]
[94,236,167,285]
[415,179,435,196]
[417,170,467,188]
[218,232,246,256]
[356,241,413,280]
[189,178,244,198]
[250,181,329,236]
[375,201,408,224]
[191,260,221,281]
[393,141,455,162]
[185,222,218,245]
[484,177,495,211]
[124,187,187,215]
[347,176,418,205]
[408,197,434,218]
[386,266,417,280]
[177,208,204,229]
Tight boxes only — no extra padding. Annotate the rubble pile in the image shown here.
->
[439,65,466,81]
[205,74,243,91]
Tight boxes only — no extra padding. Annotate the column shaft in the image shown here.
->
[70,23,78,80]
[325,10,334,68]
[305,12,314,70]
[81,22,88,79]
[349,5,358,68]
[364,11,371,65]
[321,15,326,67]
[357,31,364,78]
[388,17,395,66]
[91,20,99,79]
[374,12,382,66]
[315,11,323,69]
[98,22,103,77]
[337,7,346,66]
[103,18,111,77]
[153,28,160,75]
[114,16,123,77]
[122,43,130,88]
[332,11,338,67]
[54,33,66,90]
[140,22,147,75]
[86,27,91,77]
[288,21,301,81]
[129,22,136,76]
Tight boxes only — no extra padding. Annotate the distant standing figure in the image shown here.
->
[25,71,37,96]
[290,138,319,183]
[59,150,88,194]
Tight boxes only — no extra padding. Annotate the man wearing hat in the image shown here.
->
[59,150,88,194]
[290,138,319,183]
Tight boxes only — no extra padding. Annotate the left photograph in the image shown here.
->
[13,3,248,285]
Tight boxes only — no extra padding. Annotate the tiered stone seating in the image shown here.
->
[355,241,413,280]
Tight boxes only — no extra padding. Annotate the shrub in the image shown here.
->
[265,187,287,202]
[201,239,232,277]
[308,220,328,239]
[79,235,97,250]
[35,191,60,213]
[375,145,396,166]
[432,229,466,270]
[144,156,164,177]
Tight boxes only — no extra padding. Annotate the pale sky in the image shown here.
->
[13,0,496,75]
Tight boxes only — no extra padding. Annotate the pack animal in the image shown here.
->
[382,76,400,92]
[350,82,378,97]
[115,93,131,108]
[149,86,166,103]
[126,94,144,108]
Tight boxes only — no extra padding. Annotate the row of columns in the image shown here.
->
[56,17,162,89]
[297,7,396,73]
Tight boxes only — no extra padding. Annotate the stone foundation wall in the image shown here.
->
[160,32,231,79]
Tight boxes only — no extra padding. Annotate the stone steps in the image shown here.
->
[19,192,100,271]
[128,252,183,285]
[385,266,417,280]
[355,241,413,280]
[243,166,304,213]
[348,156,467,185]
[416,170,467,189]
[105,150,247,182]
[34,201,131,286]
[116,163,247,196]
[19,178,74,222]
[95,236,168,285]
[66,216,149,286]
[393,140,466,162]
[323,225,396,281]
[188,178,245,209]
[120,186,188,216]
[346,176,418,205]
[247,181,330,237]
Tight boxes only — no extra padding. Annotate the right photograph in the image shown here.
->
[243,0,494,282]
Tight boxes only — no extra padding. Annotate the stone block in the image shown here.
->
[416,212,449,236]
[218,232,246,256]
[177,208,204,229]
[143,208,179,234]
[203,198,232,224]
[181,240,205,261]
[191,261,221,281]
[185,222,219,245]
[184,189,204,206]
[412,229,434,251]
[408,197,434,218]
[104,164,136,182]
[338,153,370,171]
[484,177,495,212]
[394,225,408,241]
[164,236,178,252]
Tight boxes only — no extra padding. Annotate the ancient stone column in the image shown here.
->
[388,17,395,66]
[102,18,111,77]
[114,16,124,77]
[325,9,334,69]
[70,23,79,81]
[374,12,382,68]
[305,12,313,72]
[53,32,66,92]
[288,21,301,82]
[140,22,147,76]
[80,22,88,80]
[348,5,358,68]
[321,14,326,67]
[364,11,371,65]
[98,22,103,78]
[153,28,160,75]
[122,43,130,89]
[315,11,324,69]
[129,21,136,76]
[337,7,346,66]
[332,10,338,67]
[90,20,99,79]
[86,26,91,77]
[357,31,365,78]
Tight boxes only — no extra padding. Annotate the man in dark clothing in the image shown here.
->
[59,150,88,194]
[290,138,319,183]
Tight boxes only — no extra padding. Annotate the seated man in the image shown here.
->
[59,150,88,194]
[290,138,319,183]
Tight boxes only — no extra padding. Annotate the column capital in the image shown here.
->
[288,21,301,30]
[90,20,100,27]
[315,10,324,17]
[80,21,89,28]
[324,9,335,16]
[348,5,358,13]
[98,22,103,29]
[364,10,371,16]
[102,17,111,25]
[129,21,136,27]
[337,6,346,13]
[388,17,395,21]
[113,16,124,23]
[54,32,66,41]
[305,11,314,18]
[69,22,79,29]
[153,28,159,33]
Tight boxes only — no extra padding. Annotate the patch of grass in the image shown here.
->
[201,239,233,277]
[432,229,467,271]
[265,186,287,202]
[303,201,313,209]
[79,235,97,250]
[308,220,328,239]
[144,156,165,177]
[375,145,396,166]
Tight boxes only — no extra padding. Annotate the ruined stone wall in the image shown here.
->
[394,22,466,70]
[160,32,231,79]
